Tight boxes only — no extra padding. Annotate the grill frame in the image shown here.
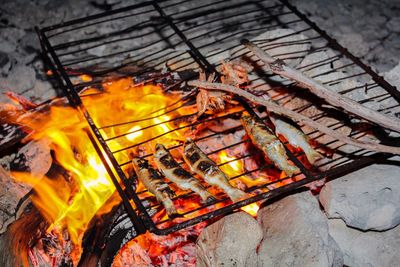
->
[36,0,400,236]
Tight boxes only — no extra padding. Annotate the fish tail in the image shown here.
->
[282,165,300,177]
[227,188,248,202]
[305,149,322,165]
[203,195,217,204]
[163,200,177,217]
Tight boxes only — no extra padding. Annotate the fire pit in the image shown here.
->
[1,0,400,266]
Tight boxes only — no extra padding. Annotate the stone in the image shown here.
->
[320,157,400,231]
[337,33,370,57]
[0,51,9,69]
[383,61,400,89]
[257,191,343,267]
[196,212,263,267]
[387,17,400,33]
[0,64,36,93]
[0,165,32,234]
[328,219,400,267]
[252,28,311,67]
[14,139,52,178]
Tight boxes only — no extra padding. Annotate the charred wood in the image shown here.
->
[187,81,400,154]
[241,39,400,133]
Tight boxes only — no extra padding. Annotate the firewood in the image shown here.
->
[240,39,400,133]
[187,80,400,154]
[0,165,32,234]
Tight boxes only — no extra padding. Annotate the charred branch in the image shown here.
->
[240,39,400,133]
[187,80,400,154]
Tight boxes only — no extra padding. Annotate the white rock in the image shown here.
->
[196,212,262,267]
[320,157,400,231]
[328,219,400,267]
[387,17,400,33]
[230,28,311,68]
[16,139,52,178]
[257,191,343,267]
[337,33,369,57]
[383,61,400,89]
[0,64,36,93]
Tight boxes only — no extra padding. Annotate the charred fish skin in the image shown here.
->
[154,144,216,203]
[182,139,248,202]
[271,116,321,164]
[241,114,300,177]
[132,157,177,217]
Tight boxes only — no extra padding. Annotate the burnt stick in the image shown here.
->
[240,39,400,133]
[187,80,400,154]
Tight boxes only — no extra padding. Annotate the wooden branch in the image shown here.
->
[240,39,400,133]
[0,165,32,234]
[187,80,400,154]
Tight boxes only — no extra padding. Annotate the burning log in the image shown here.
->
[0,165,32,234]
[240,39,400,133]
[187,81,400,154]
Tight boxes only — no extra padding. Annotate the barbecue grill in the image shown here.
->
[36,0,400,238]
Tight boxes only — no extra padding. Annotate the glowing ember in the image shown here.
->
[126,125,143,141]
[1,74,305,264]
[80,74,92,82]
[218,151,260,216]
[4,78,188,259]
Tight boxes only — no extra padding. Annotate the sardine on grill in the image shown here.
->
[241,113,300,177]
[182,139,248,202]
[270,116,322,164]
[154,143,216,203]
[132,157,177,217]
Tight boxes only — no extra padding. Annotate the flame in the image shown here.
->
[218,151,260,216]
[80,74,92,82]
[8,78,188,254]
[126,125,143,141]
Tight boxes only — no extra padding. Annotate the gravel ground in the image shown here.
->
[0,0,399,102]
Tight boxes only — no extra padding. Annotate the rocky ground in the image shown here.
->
[0,0,399,105]
[1,1,400,266]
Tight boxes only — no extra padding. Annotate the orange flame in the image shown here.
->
[9,78,189,250]
[218,151,260,216]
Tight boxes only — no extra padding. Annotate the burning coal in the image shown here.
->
[3,75,265,264]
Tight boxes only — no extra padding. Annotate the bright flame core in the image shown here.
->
[9,78,187,247]
[5,75,268,264]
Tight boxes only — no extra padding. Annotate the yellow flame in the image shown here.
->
[126,125,143,141]
[241,202,260,217]
[218,151,260,216]
[80,74,92,82]
[9,78,188,249]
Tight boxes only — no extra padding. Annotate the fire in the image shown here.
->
[80,74,92,82]
[11,106,116,245]
[126,125,143,141]
[7,78,188,255]
[218,151,260,216]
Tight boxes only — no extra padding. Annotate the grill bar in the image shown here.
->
[37,0,400,235]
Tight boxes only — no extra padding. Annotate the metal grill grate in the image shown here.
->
[36,0,400,235]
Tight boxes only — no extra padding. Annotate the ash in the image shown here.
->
[0,0,400,105]
[1,1,400,266]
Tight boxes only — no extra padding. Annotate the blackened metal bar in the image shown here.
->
[85,128,146,235]
[36,27,155,233]
[41,0,158,32]
[152,2,214,71]
[279,0,400,103]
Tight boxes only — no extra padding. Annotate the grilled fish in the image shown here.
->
[132,157,177,217]
[182,139,248,201]
[154,144,216,203]
[241,113,300,177]
[270,116,322,164]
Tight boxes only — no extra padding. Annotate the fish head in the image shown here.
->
[240,113,252,125]
[132,157,148,170]
[154,143,168,158]
[183,138,194,150]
